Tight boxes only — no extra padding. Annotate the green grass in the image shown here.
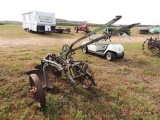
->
[0,25,75,38]
[0,25,160,120]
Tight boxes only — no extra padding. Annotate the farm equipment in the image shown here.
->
[55,27,71,34]
[139,29,150,34]
[74,23,91,33]
[26,15,139,108]
[103,27,117,34]
[103,27,131,35]
[142,37,160,56]
[120,28,131,35]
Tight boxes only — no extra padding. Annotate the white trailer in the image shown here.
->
[22,11,56,33]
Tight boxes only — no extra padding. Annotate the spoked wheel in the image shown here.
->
[151,47,160,56]
[82,67,94,89]
[29,74,46,108]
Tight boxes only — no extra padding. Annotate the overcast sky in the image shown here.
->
[0,0,159,25]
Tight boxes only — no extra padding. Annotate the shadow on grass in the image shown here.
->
[39,78,116,119]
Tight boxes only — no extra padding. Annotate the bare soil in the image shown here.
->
[0,35,147,49]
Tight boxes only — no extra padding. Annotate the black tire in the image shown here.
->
[85,30,91,34]
[82,46,88,53]
[106,52,116,61]
[29,74,46,108]
[27,28,31,33]
[119,52,124,58]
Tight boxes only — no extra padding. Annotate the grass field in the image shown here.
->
[0,25,160,120]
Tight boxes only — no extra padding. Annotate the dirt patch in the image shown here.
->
[0,35,147,49]
[0,37,77,48]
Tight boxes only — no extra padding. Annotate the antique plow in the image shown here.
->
[26,16,139,108]
[142,37,160,56]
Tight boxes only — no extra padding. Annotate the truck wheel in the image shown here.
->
[74,26,78,33]
[82,47,88,53]
[106,52,116,61]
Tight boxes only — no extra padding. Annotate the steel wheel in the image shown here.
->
[29,74,46,108]
[151,47,160,56]
[82,67,94,89]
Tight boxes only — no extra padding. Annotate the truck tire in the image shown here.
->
[82,47,88,53]
[106,52,116,61]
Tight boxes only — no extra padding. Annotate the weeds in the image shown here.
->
[0,26,160,119]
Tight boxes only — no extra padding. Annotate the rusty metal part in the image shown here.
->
[142,37,160,56]
[27,70,53,89]
[29,74,46,108]
[42,54,96,87]
[51,66,62,78]
[82,67,94,88]
[34,65,62,78]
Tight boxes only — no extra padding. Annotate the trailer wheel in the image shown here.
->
[82,46,88,53]
[27,28,31,33]
[29,74,46,108]
[106,52,116,61]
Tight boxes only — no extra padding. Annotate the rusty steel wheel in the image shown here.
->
[29,74,46,108]
[151,47,160,56]
[82,67,94,89]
